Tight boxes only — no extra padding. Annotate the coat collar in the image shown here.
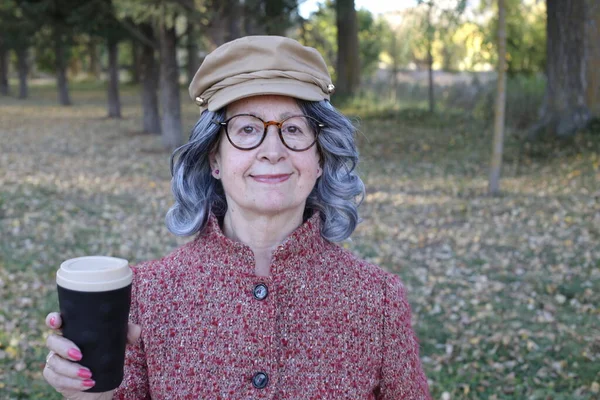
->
[195,211,328,275]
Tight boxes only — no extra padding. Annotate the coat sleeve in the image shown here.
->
[113,267,151,400]
[379,274,431,399]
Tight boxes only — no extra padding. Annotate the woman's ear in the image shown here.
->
[209,151,221,178]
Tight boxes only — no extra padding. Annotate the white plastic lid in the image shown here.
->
[57,256,132,292]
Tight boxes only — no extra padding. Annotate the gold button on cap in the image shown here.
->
[327,84,335,94]
[195,96,205,106]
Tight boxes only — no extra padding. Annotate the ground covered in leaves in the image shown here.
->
[1,86,599,399]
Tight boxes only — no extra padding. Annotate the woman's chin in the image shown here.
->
[246,200,303,216]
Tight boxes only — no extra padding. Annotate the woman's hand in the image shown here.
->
[43,312,141,400]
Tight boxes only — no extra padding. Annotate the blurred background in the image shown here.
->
[0,0,599,399]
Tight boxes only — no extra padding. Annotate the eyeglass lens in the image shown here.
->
[226,115,317,150]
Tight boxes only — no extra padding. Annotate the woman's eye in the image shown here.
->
[284,125,301,134]
[241,126,257,134]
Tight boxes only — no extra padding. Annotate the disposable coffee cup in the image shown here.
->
[56,256,132,392]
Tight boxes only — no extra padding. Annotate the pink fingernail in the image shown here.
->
[68,348,82,360]
[78,368,92,379]
[49,316,56,327]
[82,379,95,388]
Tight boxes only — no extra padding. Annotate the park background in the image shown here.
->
[0,0,599,399]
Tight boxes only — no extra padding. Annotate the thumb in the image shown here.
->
[126,323,142,345]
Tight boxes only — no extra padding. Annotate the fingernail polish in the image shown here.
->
[68,348,82,360]
[82,379,95,387]
[78,368,92,379]
[49,316,56,327]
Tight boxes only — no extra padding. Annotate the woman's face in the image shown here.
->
[211,95,322,218]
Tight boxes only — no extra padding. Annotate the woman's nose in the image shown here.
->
[257,126,287,162]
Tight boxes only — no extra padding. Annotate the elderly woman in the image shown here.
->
[43,36,430,399]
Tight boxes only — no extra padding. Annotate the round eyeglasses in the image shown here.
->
[213,114,325,151]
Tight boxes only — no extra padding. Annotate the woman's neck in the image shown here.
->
[222,208,304,276]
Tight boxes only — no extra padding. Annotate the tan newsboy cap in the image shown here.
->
[188,36,335,112]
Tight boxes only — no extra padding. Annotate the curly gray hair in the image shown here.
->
[166,100,365,242]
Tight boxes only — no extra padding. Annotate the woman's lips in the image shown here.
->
[251,174,292,183]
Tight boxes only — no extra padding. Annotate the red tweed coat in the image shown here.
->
[113,213,430,399]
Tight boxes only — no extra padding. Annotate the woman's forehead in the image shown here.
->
[226,95,302,118]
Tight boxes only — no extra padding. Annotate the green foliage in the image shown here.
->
[379,20,413,71]
[296,0,386,80]
[480,0,546,74]
[408,1,468,69]
[356,10,388,77]
[0,0,39,49]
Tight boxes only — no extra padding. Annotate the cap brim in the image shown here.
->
[207,78,330,111]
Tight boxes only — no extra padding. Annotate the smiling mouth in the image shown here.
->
[250,174,292,183]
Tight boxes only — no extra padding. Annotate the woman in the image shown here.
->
[43,36,430,399]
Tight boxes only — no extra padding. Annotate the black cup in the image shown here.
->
[56,256,132,392]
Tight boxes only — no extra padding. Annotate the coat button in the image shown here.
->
[252,372,269,389]
[253,283,268,300]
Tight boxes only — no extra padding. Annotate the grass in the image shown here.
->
[0,83,599,399]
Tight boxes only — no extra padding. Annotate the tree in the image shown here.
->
[224,0,242,41]
[114,0,184,144]
[71,0,128,117]
[298,2,385,83]
[531,0,591,137]
[87,37,101,79]
[264,0,296,35]
[425,2,434,112]
[95,0,127,118]
[19,0,107,106]
[380,17,413,100]
[335,0,360,97]
[585,0,600,116]
[0,37,10,96]
[416,0,467,112]
[479,0,546,75]
[489,0,506,195]
[106,35,122,118]
[158,9,183,150]
[53,25,72,106]
[138,23,161,134]
[185,17,200,83]
[129,38,140,84]
[0,0,39,98]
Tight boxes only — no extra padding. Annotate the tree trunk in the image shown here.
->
[55,30,72,106]
[585,0,600,115]
[264,0,286,36]
[159,22,183,150]
[130,38,141,84]
[0,42,9,96]
[225,0,242,42]
[140,23,161,134]
[88,39,101,79]
[427,3,435,113]
[531,0,591,137]
[489,0,507,196]
[107,37,122,118]
[336,0,360,97]
[186,18,200,83]
[16,46,29,99]
[389,31,399,101]
[243,0,264,36]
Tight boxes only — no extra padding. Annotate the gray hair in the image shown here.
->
[166,100,365,242]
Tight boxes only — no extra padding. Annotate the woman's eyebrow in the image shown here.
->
[232,111,299,120]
